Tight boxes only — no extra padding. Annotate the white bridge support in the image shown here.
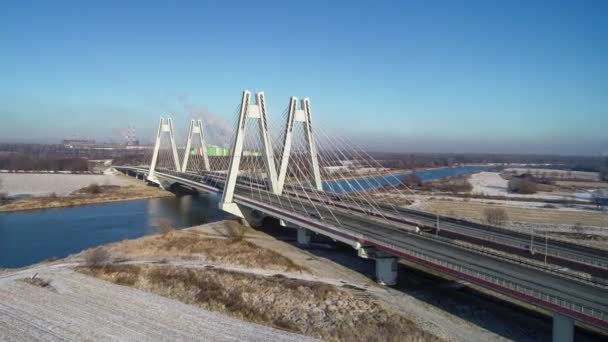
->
[358,245,398,285]
[296,227,312,246]
[276,97,323,195]
[148,117,181,183]
[220,90,279,217]
[182,119,210,172]
[552,312,574,342]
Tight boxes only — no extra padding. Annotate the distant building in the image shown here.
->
[62,139,96,148]
[190,145,261,157]
[323,165,349,174]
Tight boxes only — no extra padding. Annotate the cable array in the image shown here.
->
[141,93,438,232]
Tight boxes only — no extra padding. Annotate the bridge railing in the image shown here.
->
[367,235,608,327]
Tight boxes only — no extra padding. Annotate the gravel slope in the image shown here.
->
[0,265,314,341]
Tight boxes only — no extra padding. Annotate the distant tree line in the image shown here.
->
[0,143,152,160]
[0,152,88,171]
[365,152,607,172]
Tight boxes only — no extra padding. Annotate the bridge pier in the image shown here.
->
[552,312,574,342]
[296,227,311,247]
[357,246,398,285]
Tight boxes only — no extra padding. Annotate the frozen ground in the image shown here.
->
[505,168,599,181]
[0,173,141,197]
[0,264,313,342]
[469,172,592,201]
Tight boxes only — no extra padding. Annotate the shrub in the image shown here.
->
[85,247,111,266]
[401,172,422,187]
[572,223,585,234]
[154,218,175,235]
[83,183,103,194]
[223,220,246,242]
[600,167,608,182]
[508,179,537,194]
[483,207,509,226]
[22,274,52,288]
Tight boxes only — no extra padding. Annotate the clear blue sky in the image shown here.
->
[0,0,606,155]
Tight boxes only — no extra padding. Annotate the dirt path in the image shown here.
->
[0,265,314,341]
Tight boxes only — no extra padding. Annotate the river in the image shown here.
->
[323,165,488,193]
[0,166,488,268]
[0,195,226,268]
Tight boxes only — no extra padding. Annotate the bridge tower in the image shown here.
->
[276,96,323,195]
[181,119,210,172]
[220,90,279,217]
[148,117,181,183]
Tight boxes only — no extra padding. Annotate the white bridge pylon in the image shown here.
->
[220,90,280,217]
[182,119,210,172]
[219,90,324,217]
[148,117,181,183]
[276,96,323,195]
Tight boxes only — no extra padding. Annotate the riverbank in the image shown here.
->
[3,219,588,341]
[0,184,172,212]
[1,221,439,341]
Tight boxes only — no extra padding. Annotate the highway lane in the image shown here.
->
[285,186,608,277]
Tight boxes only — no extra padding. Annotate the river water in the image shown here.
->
[323,165,488,193]
[0,195,226,268]
[0,166,488,269]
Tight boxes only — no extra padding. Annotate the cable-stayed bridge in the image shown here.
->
[115,90,607,341]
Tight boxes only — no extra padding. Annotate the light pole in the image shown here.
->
[436,214,439,238]
[545,230,548,265]
[530,228,535,255]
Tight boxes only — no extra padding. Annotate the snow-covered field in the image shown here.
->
[0,265,309,342]
[470,172,564,200]
[469,171,592,201]
[505,168,599,181]
[0,173,140,197]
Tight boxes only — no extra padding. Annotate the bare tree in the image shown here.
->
[592,192,607,211]
[600,167,608,182]
[401,171,422,187]
[508,179,537,194]
[0,176,7,203]
[483,208,510,226]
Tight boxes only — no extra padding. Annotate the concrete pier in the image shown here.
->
[552,312,574,342]
[357,246,398,285]
[297,227,311,246]
[375,257,398,285]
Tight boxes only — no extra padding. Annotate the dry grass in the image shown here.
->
[422,199,608,227]
[0,185,171,212]
[79,264,438,342]
[109,226,306,273]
